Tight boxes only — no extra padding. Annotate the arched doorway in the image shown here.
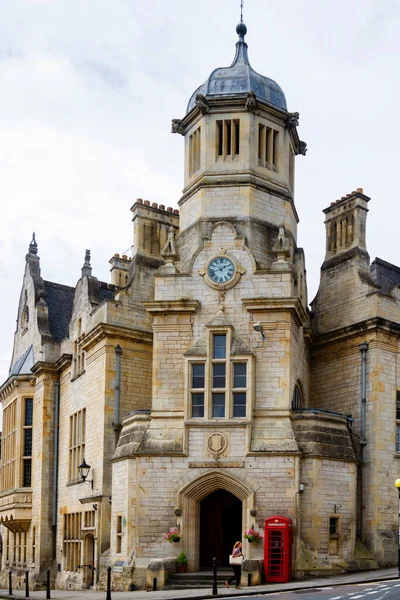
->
[177,469,255,571]
[200,489,242,568]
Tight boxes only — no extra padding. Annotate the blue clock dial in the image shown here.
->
[207,257,235,284]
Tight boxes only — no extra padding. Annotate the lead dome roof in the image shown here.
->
[186,23,287,114]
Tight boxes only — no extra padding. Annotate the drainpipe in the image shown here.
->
[359,341,368,544]
[113,345,123,445]
[52,380,60,558]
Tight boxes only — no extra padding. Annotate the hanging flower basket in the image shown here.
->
[164,526,182,543]
[244,525,262,544]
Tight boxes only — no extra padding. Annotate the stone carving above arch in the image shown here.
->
[206,432,228,459]
[208,221,239,242]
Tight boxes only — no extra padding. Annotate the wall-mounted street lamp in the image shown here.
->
[395,479,400,576]
[78,458,93,490]
[253,321,265,340]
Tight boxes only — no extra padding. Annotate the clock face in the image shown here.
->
[207,256,235,284]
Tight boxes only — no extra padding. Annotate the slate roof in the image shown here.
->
[10,345,34,375]
[99,282,117,302]
[43,281,75,343]
[187,23,287,114]
[370,258,400,295]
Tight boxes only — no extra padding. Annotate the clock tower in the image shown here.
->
[111,20,359,586]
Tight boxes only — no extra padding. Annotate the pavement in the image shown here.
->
[0,568,399,600]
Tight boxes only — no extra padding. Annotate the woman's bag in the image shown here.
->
[229,554,244,565]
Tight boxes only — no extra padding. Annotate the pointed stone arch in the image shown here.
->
[176,469,257,571]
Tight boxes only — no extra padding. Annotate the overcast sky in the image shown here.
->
[1,0,399,383]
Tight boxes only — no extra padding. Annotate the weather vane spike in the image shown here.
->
[240,0,244,23]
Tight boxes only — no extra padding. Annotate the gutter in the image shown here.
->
[359,341,368,544]
[113,345,123,445]
[52,380,60,558]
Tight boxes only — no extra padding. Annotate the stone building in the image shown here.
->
[0,21,398,591]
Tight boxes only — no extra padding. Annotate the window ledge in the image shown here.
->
[185,419,251,427]
[67,479,84,488]
[394,453,400,459]
[70,370,86,383]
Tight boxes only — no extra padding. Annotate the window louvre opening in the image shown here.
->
[189,126,201,175]
[258,122,279,171]
[216,120,240,159]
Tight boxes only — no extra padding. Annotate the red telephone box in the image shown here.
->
[264,516,292,583]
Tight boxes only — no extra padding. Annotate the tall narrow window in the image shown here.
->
[216,120,240,158]
[6,530,9,563]
[212,334,227,417]
[191,363,205,418]
[73,318,85,378]
[396,392,400,453]
[68,409,86,481]
[116,515,122,554]
[292,385,302,410]
[272,129,279,168]
[32,527,36,564]
[22,398,33,487]
[213,335,226,359]
[224,121,231,156]
[216,121,223,156]
[189,126,201,175]
[63,512,82,572]
[0,400,17,491]
[258,124,266,161]
[234,120,240,155]
[233,363,247,417]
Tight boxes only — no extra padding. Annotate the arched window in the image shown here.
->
[292,384,302,410]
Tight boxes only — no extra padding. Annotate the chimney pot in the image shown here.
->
[357,187,363,193]
[144,200,150,206]
[174,209,179,215]
[114,253,120,258]
[152,202,158,208]
[159,204,165,210]
[167,207,173,212]
[122,255,127,260]
[136,198,143,204]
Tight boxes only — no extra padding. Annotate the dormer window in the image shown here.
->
[258,123,279,171]
[216,120,240,159]
[189,126,201,175]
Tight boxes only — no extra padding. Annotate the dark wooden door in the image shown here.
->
[199,489,242,568]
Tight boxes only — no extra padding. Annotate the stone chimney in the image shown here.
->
[322,188,370,270]
[109,254,131,287]
[130,199,180,264]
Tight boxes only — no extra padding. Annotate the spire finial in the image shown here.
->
[81,248,92,277]
[236,0,247,41]
[29,232,38,255]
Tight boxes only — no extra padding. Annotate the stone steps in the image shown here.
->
[165,570,232,590]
